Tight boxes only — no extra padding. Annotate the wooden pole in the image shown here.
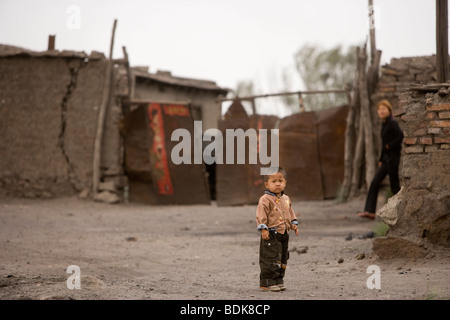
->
[358,45,377,189]
[298,93,305,112]
[92,19,117,195]
[341,57,360,200]
[436,0,449,83]
[217,88,349,102]
[350,47,364,197]
[48,35,55,51]
[250,97,257,115]
[368,0,377,63]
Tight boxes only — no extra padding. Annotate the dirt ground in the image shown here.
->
[0,193,449,301]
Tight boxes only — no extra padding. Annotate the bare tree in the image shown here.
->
[294,44,358,111]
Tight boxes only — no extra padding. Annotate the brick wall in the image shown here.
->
[373,56,439,111]
[373,85,450,258]
[402,92,450,154]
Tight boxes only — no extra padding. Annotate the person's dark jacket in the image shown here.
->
[379,115,404,161]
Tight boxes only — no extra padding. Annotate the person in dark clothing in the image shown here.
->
[358,99,404,220]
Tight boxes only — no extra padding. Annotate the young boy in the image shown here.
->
[256,167,299,292]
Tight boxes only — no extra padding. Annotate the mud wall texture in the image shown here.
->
[133,81,222,131]
[374,85,450,258]
[373,55,440,110]
[0,53,123,198]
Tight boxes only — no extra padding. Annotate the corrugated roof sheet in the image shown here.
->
[132,68,229,93]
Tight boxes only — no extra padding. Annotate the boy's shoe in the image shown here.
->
[277,284,286,291]
[260,285,281,292]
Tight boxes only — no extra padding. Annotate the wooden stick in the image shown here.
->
[350,106,364,197]
[48,35,55,51]
[217,88,349,102]
[436,0,449,82]
[124,98,192,106]
[341,48,361,200]
[368,0,377,63]
[122,46,133,98]
[92,19,117,195]
[350,47,364,197]
[358,45,377,189]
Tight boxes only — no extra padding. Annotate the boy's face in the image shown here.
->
[264,172,287,196]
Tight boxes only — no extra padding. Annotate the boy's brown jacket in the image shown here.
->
[256,191,298,234]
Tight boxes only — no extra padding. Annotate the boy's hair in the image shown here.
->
[263,166,287,182]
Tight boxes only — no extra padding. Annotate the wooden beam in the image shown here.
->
[124,98,192,106]
[217,88,349,102]
[92,19,117,195]
[48,35,55,51]
[436,0,449,82]
[368,0,377,63]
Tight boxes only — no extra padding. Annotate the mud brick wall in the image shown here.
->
[0,52,124,198]
[373,56,439,110]
[370,56,445,156]
[374,85,450,258]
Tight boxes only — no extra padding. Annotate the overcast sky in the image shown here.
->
[0,0,445,115]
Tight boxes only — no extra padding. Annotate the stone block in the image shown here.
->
[427,127,441,135]
[427,103,450,111]
[439,111,450,119]
[403,137,417,145]
[98,180,117,192]
[425,145,439,153]
[419,137,433,145]
[430,120,450,128]
[93,191,120,204]
[405,146,423,153]
[372,237,427,259]
[377,190,404,226]
[435,136,450,144]
[426,112,436,119]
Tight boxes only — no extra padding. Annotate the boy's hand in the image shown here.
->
[292,224,299,236]
[261,229,270,240]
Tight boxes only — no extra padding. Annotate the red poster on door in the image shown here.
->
[148,103,173,195]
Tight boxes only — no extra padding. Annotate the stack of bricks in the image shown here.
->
[372,55,439,112]
[401,87,450,154]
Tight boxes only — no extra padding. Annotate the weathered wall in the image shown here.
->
[133,80,222,131]
[0,52,124,198]
[373,55,439,110]
[215,99,348,205]
[0,56,75,197]
[374,85,450,258]
[370,55,443,156]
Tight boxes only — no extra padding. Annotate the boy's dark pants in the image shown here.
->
[259,231,289,287]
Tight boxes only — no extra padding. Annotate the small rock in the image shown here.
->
[78,188,90,199]
[356,253,365,260]
[345,233,353,241]
[338,258,344,264]
[292,246,308,254]
[99,181,117,192]
[93,191,120,204]
[358,231,375,239]
[438,87,449,97]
